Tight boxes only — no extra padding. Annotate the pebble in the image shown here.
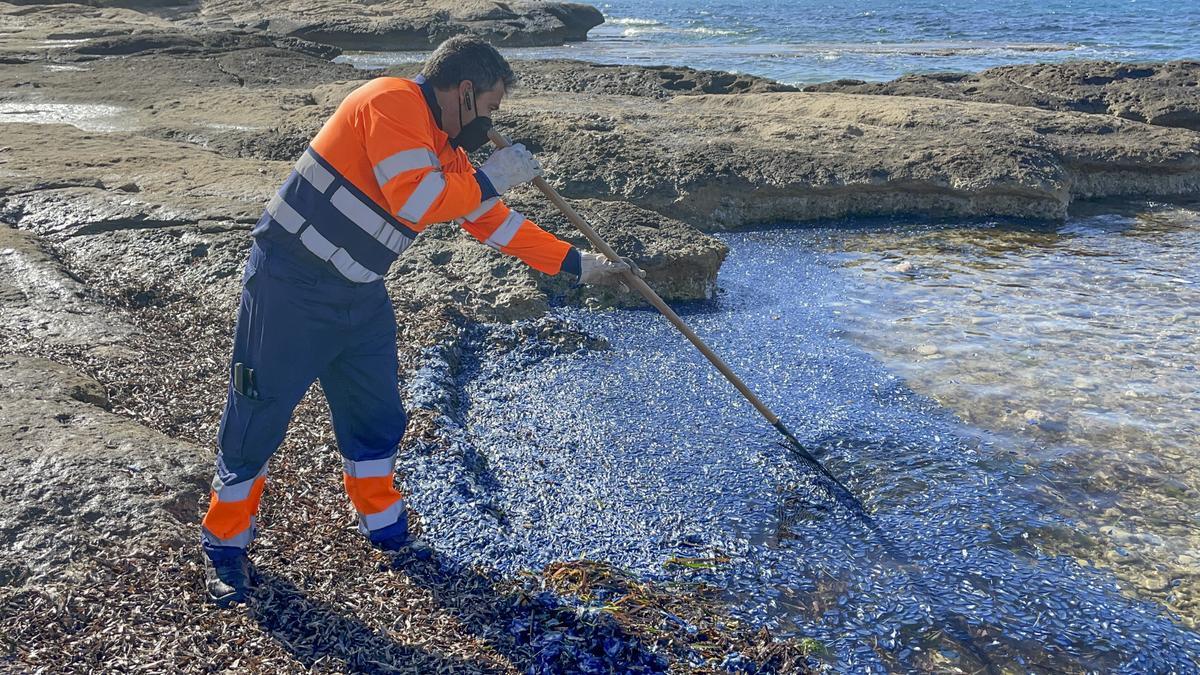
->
[890,261,915,273]
[916,344,939,356]
[1072,376,1097,391]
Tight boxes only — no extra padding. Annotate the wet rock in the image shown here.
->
[915,344,939,356]
[1023,408,1067,432]
[0,355,209,587]
[0,226,139,354]
[0,355,110,409]
[0,31,362,151]
[1023,409,1050,425]
[805,60,1200,133]
[0,128,278,230]
[1072,376,1098,391]
[194,0,604,50]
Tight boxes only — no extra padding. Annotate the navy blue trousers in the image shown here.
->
[202,240,408,559]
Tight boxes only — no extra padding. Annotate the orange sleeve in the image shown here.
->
[456,198,573,275]
[356,87,485,227]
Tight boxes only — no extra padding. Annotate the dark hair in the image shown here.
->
[420,36,516,93]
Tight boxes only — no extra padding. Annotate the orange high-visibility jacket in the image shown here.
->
[253,76,578,283]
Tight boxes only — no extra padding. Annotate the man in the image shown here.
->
[202,36,636,605]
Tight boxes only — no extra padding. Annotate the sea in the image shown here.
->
[343,0,1200,84]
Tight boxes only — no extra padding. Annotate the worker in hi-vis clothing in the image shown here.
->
[202,36,638,604]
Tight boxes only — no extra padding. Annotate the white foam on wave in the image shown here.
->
[619,26,669,37]
[618,40,1078,57]
[619,24,747,38]
[684,26,744,36]
[605,17,664,27]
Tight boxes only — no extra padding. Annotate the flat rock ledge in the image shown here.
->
[805,60,1200,133]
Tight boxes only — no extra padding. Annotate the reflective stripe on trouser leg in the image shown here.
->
[343,454,405,537]
[201,463,268,549]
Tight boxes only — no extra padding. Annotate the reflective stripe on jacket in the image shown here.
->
[254,77,574,282]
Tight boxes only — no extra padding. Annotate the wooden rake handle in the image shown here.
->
[487,128,783,426]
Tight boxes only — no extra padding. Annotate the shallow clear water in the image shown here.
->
[799,202,1200,625]
[404,202,1200,671]
[340,0,1200,84]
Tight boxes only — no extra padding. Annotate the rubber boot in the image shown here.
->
[205,551,255,606]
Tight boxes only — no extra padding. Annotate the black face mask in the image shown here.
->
[451,115,493,153]
[449,88,493,153]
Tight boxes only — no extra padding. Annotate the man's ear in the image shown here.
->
[459,80,474,112]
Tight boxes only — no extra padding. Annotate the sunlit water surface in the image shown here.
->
[340,0,1200,84]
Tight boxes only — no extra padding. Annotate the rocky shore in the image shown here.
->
[2,1,1199,671]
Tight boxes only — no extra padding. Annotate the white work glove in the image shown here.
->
[478,143,542,195]
[579,251,645,292]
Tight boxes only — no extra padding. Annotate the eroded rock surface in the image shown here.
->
[375,58,798,98]
[0,2,179,59]
[503,89,1200,227]
[805,60,1200,132]
[390,195,728,320]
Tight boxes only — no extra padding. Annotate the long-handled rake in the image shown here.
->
[488,128,999,673]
